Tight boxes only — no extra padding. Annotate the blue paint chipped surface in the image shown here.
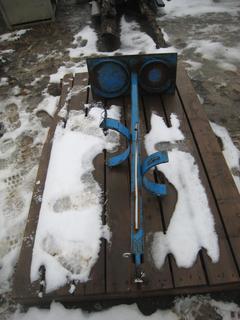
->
[97,62,128,95]
[149,68,162,82]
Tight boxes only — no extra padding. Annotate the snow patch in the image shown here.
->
[0,96,47,293]
[11,302,179,320]
[0,77,8,87]
[31,105,121,292]
[30,75,45,86]
[184,60,202,72]
[174,295,240,320]
[210,122,240,192]
[161,0,239,18]
[119,17,176,55]
[211,300,240,320]
[186,40,240,71]
[145,113,219,268]
[68,25,98,58]
[50,64,85,84]
[35,93,60,118]
[0,29,30,42]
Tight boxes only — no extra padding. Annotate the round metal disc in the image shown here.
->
[91,59,129,98]
[139,60,170,93]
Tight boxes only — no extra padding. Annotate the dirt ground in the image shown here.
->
[160,12,240,149]
[0,1,239,143]
[0,1,239,319]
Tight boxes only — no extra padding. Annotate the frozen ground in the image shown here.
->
[5,296,240,320]
[0,0,240,319]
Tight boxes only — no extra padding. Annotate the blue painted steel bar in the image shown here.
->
[142,151,169,196]
[130,72,140,193]
[100,118,131,167]
[101,118,131,140]
[130,72,144,267]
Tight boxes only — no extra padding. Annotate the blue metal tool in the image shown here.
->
[87,53,177,280]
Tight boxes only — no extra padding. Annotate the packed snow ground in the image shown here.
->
[162,0,239,18]
[0,0,240,318]
[11,303,178,320]
[0,95,47,294]
[9,298,240,320]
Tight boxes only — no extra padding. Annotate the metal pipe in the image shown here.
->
[131,72,140,231]
[134,124,139,230]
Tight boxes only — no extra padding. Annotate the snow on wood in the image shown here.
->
[31,105,120,293]
[145,112,219,269]
[210,122,240,192]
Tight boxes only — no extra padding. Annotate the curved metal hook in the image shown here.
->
[141,151,169,196]
[100,118,131,167]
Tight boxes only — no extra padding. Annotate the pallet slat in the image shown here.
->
[105,97,133,294]
[13,74,74,301]
[143,94,207,288]
[176,64,240,275]
[125,95,174,291]
[162,89,239,285]
[85,89,106,296]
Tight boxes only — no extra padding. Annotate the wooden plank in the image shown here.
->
[124,95,174,291]
[13,74,73,301]
[176,63,240,274]
[53,73,106,297]
[105,97,133,294]
[84,87,106,296]
[29,73,104,300]
[51,73,90,298]
[162,90,239,285]
[143,93,207,288]
[68,73,89,112]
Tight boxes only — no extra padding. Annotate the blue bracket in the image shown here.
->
[100,118,131,167]
[142,151,169,196]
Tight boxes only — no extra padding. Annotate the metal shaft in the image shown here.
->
[130,72,144,268]
[134,124,139,230]
[131,72,140,231]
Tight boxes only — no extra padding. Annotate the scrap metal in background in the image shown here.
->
[91,0,170,51]
[0,0,57,29]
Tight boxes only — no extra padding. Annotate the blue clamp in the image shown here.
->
[100,118,131,167]
[141,151,169,196]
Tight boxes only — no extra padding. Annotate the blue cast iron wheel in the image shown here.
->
[139,60,171,93]
[90,59,130,98]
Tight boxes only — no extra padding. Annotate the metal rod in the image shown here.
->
[135,124,139,230]
[131,72,140,231]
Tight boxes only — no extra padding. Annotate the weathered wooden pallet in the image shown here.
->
[13,64,240,308]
